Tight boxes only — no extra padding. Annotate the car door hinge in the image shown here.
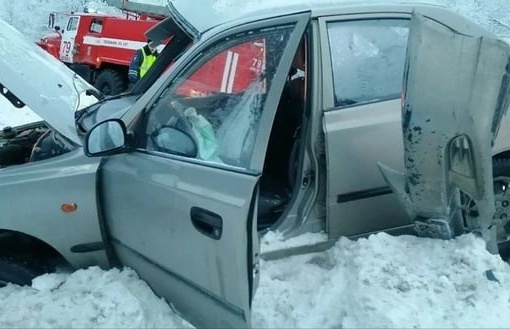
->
[253,261,259,276]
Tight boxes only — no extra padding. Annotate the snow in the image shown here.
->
[0,267,192,328]
[0,96,41,128]
[253,234,510,328]
[1,232,510,328]
[1,0,510,328]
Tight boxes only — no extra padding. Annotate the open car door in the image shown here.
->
[379,13,510,253]
[88,12,310,329]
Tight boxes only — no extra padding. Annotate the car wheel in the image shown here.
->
[94,69,127,96]
[462,158,510,243]
[0,257,42,287]
[492,159,510,241]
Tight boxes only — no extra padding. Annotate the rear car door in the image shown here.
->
[96,13,309,328]
[319,14,411,238]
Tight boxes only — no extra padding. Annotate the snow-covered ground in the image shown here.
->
[2,0,510,328]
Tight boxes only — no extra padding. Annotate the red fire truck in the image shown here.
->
[36,2,166,95]
[36,1,267,97]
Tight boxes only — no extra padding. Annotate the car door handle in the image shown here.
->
[190,207,223,240]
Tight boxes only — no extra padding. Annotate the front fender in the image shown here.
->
[0,148,108,268]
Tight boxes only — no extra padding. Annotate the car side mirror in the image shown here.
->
[84,118,128,157]
[151,126,198,158]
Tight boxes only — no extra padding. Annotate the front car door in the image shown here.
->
[96,13,309,328]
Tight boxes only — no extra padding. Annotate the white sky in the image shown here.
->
[1,0,510,328]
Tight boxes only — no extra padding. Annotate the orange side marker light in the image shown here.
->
[61,203,78,213]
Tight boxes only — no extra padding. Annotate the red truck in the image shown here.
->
[36,1,267,97]
[36,6,164,95]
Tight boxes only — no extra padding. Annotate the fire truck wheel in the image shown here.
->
[94,69,127,96]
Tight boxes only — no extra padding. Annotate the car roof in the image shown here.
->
[168,0,472,37]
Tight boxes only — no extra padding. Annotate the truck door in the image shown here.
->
[59,15,80,63]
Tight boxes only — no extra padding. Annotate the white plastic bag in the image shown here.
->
[184,107,220,162]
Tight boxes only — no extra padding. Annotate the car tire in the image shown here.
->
[94,69,127,96]
[0,257,42,287]
[462,158,510,243]
[492,159,510,241]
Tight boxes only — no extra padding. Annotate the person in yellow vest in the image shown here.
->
[128,39,160,84]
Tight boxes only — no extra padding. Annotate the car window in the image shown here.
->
[142,25,295,169]
[327,19,409,107]
[176,40,265,97]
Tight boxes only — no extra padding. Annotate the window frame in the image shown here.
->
[67,16,79,31]
[89,18,103,33]
[318,13,411,111]
[129,13,310,173]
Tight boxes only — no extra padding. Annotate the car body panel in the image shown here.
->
[323,99,410,236]
[0,19,98,145]
[494,114,510,155]
[0,149,108,268]
[379,14,510,252]
[317,6,510,239]
[99,154,258,328]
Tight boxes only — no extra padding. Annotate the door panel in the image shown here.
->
[0,149,107,268]
[324,99,409,237]
[99,153,257,327]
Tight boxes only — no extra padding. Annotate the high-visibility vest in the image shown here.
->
[140,48,157,78]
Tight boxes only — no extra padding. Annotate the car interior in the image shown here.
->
[257,37,307,231]
[142,35,308,232]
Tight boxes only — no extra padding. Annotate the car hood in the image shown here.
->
[0,18,99,145]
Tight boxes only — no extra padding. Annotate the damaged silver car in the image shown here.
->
[1,0,510,327]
